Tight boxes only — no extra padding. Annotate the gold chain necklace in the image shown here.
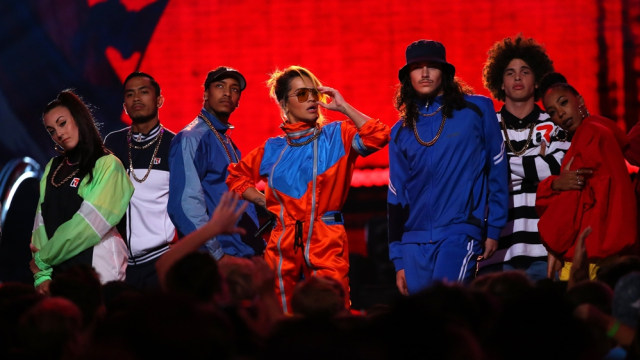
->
[414,103,446,147]
[286,126,322,147]
[500,121,534,156]
[65,158,79,166]
[130,130,161,150]
[555,128,568,142]
[128,127,164,183]
[50,157,80,187]
[419,104,444,117]
[198,112,238,163]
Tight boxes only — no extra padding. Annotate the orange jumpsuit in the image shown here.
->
[227,119,390,313]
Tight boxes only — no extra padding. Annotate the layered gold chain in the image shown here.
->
[286,126,322,147]
[414,104,446,147]
[500,121,534,156]
[128,127,164,183]
[50,158,79,187]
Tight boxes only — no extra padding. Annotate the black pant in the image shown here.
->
[125,258,160,290]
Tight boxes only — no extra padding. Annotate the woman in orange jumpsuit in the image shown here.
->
[226,66,390,313]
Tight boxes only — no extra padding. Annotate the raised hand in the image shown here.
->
[205,191,249,237]
[316,86,370,129]
[316,86,347,114]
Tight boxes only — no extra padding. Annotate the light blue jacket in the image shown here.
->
[168,109,262,260]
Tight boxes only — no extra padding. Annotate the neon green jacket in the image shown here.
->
[31,154,134,287]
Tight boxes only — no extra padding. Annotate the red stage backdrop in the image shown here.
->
[103,0,638,181]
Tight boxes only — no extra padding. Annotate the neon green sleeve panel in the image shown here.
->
[31,155,133,286]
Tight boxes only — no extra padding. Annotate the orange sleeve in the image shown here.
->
[226,144,266,195]
[357,118,391,152]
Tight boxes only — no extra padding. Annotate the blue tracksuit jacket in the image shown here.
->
[387,94,508,273]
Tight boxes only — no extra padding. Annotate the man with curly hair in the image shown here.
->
[479,34,570,281]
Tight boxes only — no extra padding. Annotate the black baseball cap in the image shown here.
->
[204,66,246,91]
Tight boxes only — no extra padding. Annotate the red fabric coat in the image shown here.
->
[536,115,637,261]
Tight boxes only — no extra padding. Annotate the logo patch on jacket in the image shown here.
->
[533,121,554,145]
[70,178,80,188]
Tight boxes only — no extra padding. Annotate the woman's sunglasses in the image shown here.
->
[289,88,321,103]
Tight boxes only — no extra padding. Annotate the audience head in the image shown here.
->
[17,297,84,360]
[565,280,613,314]
[50,264,104,330]
[164,251,222,303]
[596,255,640,290]
[612,271,640,328]
[290,275,348,318]
[0,282,43,358]
[470,270,534,305]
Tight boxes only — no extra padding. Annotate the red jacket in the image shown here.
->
[536,115,637,260]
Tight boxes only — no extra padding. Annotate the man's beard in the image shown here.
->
[214,111,230,118]
[130,110,158,125]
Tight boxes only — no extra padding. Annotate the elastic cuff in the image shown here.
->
[392,258,404,272]
[34,273,52,287]
[607,320,621,338]
[234,182,255,197]
[34,252,50,273]
[486,226,502,240]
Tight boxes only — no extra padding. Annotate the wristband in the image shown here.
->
[606,320,621,338]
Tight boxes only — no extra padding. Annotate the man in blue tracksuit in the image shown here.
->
[388,39,509,295]
[168,67,264,263]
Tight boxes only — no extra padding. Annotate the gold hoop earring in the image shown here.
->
[54,143,64,154]
[578,105,590,119]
